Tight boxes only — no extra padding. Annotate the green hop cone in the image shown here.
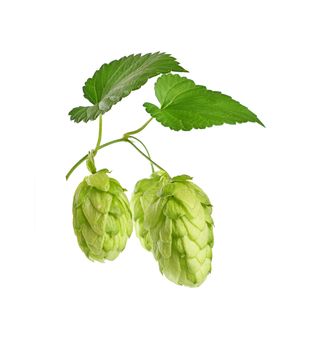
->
[132,172,214,287]
[72,169,133,262]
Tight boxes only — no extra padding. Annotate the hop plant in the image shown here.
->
[66,52,263,285]
[72,170,133,262]
[132,172,214,287]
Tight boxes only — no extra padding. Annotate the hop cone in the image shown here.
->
[132,172,214,287]
[72,170,132,262]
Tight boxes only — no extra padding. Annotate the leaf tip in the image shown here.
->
[256,118,266,128]
[173,65,189,73]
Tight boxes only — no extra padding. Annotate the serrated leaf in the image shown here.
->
[143,74,264,131]
[69,53,187,123]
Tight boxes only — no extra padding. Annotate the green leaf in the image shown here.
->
[143,74,264,131]
[69,53,187,123]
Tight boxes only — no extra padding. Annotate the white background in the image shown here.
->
[1,0,323,349]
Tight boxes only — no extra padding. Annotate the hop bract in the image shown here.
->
[132,172,214,287]
[72,170,132,262]
[131,171,168,251]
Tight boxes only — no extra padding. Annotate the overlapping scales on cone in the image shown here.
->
[130,171,168,251]
[72,170,132,262]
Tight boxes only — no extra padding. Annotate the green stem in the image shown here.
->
[125,139,167,173]
[129,136,154,173]
[98,138,125,151]
[123,118,153,139]
[65,138,125,180]
[66,118,160,180]
[94,114,103,154]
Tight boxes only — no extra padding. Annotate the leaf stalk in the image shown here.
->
[123,118,153,139]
